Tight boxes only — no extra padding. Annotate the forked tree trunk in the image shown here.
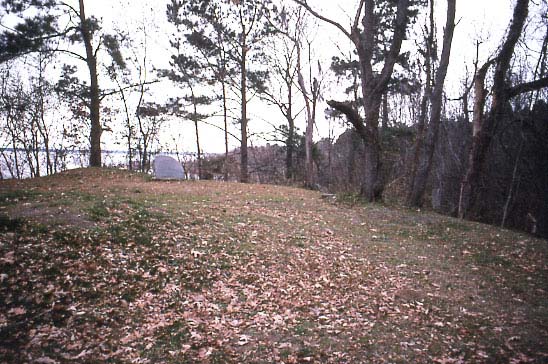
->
[296,0,411,201]
[284,64,295,180]
[357,0,409,201]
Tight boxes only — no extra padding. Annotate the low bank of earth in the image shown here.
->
[0,168,546,363]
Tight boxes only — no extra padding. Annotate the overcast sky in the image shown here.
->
[64,1,526,154]
[3,1,530,154]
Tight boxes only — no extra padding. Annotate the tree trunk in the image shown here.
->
[381,92,389,129]
[407,0,456,207]
[296,42,314,187]
[7,109,21,178]
[326,98,383,199]
[501,137,523,228]
[284,64,295,180]
[285,94,295,180]
[189,88,202,179]
[222,79,229,181]
[356,0,409,201]
[240,30,249,183]
[459,0,529,218]
[361,104,383,201]
[119,82,133,171]
[305,95,314,187]
[406,0,434,206]
[141,136,149,173]
[36,55,52,175]
[194,118,202,178]
[79,0,102,167]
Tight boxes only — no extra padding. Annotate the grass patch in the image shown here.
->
[335,192,367,206]
[0,190,41,204]
[86,201,111,221]
[473,250,512,267]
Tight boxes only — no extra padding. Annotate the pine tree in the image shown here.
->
[1,0,125,167]
[166,0,277,183]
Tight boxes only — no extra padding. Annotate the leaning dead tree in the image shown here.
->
[295,0,413,201]
[458,0,548,218]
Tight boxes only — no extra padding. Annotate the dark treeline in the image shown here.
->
[1,0,547,237]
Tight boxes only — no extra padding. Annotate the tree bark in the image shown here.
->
[407,0,456,207]
[79,0,102,167]
[381,92,389,129]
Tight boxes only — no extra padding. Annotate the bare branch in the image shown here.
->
[506,76,548,98]
[326,100,369,141]
[293,0,351,40]
[51,47,86,61]
[99,80,160,101]
[374,0,410,94]
[352,0,366,33]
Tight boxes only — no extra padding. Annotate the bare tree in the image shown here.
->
[261,22,299,180]
[135,102,164,173]
[296,39,322,188]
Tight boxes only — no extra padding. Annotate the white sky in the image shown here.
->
[3,0,534,155]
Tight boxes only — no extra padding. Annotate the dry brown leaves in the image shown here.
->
[0,168,546,363]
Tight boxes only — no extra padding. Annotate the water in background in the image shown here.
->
[0,149,192,179]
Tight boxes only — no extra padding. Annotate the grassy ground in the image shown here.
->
[0,168,546,363]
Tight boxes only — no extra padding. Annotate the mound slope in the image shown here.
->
[1,168,546,363]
